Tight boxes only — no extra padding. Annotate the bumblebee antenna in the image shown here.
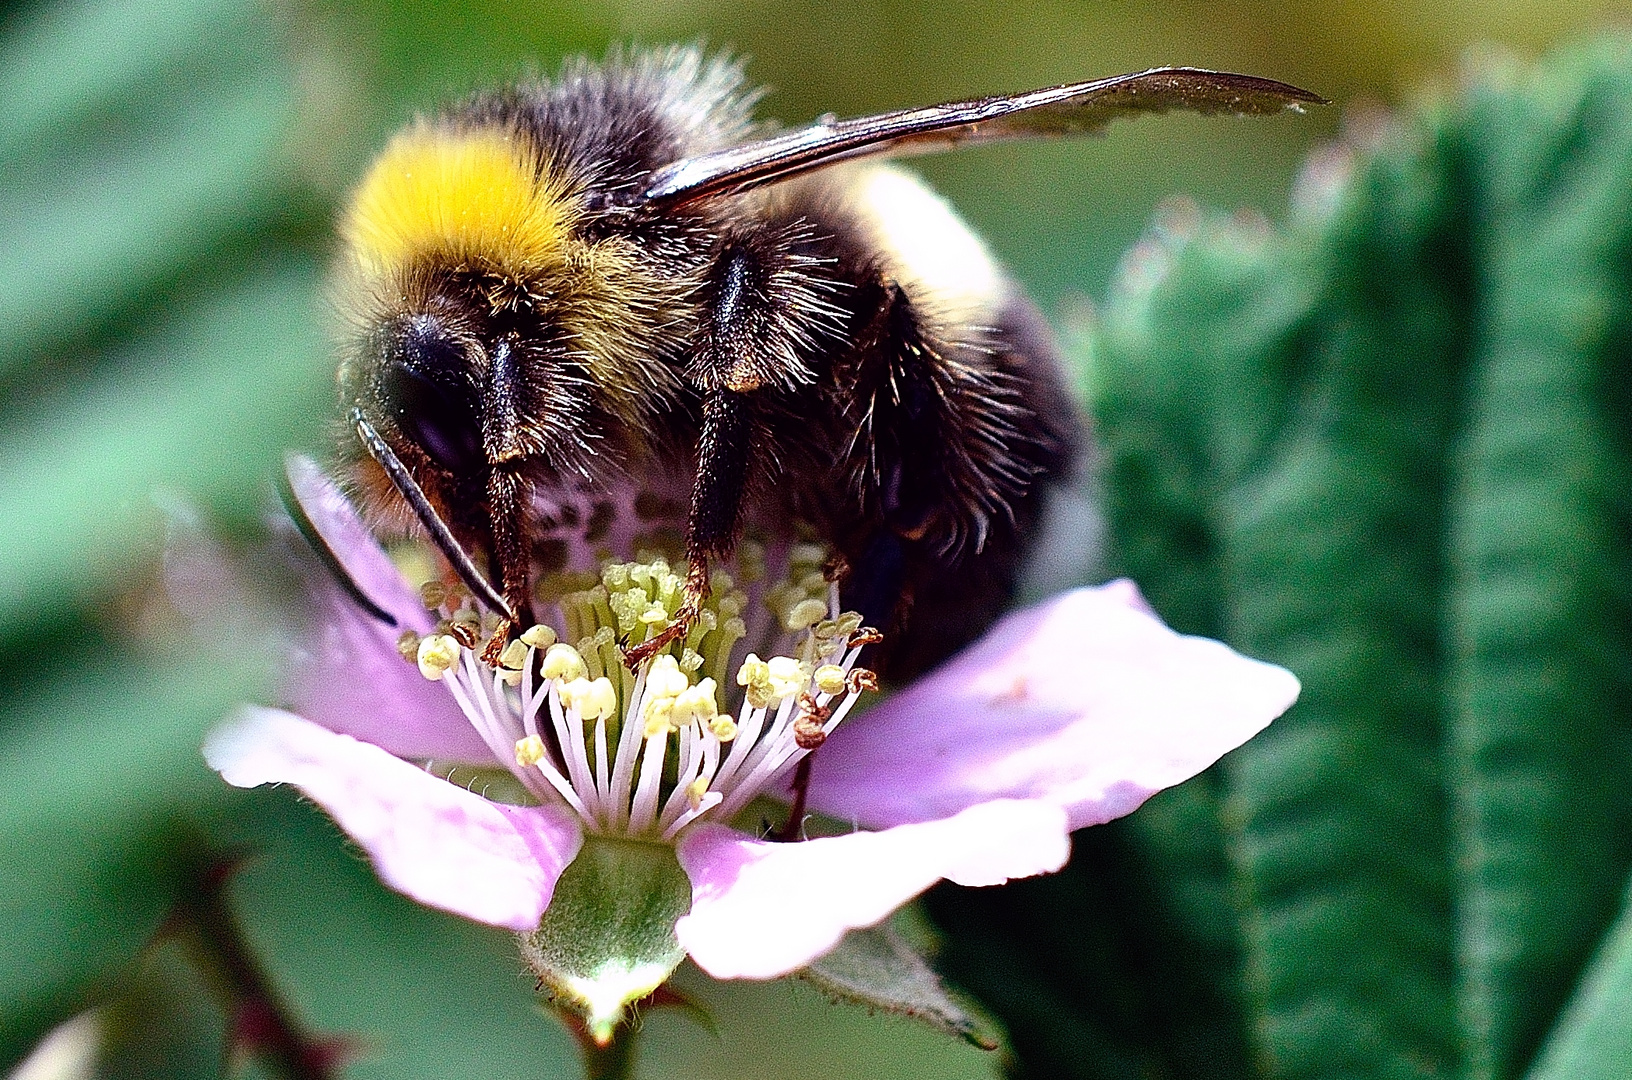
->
[278,471,397,628]
[351,409,518,622]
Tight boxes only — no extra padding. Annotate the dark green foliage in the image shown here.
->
[935,35,1632,1080]
[0,0,583,1074]
[1446,45,1632,1080]
[927,785,1259,1080]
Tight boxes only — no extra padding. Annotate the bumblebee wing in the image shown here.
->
[640,67,1325,205]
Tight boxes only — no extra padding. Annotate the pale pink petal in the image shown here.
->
[674,799,1069,979]
[804,580,1300,831]
[282,456,497,764]
[285,454,432,632]
[159,497,261,632]
[206,707,581,930]
[285,590,499,764]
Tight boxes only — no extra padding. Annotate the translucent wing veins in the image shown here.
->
[639,67,1327,205]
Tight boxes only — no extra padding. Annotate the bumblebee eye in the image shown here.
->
[382,318,483,475]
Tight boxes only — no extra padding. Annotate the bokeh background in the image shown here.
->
[4,0,1632,1078]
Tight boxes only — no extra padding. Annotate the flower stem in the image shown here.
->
[579,1024,638,1080]
[173,851,340,1080]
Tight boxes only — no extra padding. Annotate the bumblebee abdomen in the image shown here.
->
[735,161,1078,675]
[837,163,1010,327]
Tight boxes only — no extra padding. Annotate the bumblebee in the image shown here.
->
[333,48,1320,677]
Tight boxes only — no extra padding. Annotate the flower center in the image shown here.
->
[397,542,878,840]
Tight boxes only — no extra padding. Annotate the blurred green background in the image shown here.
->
[4,0,1632,1078]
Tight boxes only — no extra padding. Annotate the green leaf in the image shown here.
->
[1524,877,1632,1080]
[1443,40,1632,1080]
[798,922,998,1050]
[1221,108,1477,1080]
[0,650,261,1065]
[1092,210,1321,638]
[222,791,582,1079]
[1092,87,1483,1080]
[0,262,329,629]
[0,0,302,380]
[927,808,1260,1080]
[650,962,1004,1080]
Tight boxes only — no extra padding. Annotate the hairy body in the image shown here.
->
[332,49,1317,676]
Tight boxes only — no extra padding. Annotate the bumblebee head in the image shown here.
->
[377,309,483,476]
[342,123,694,481]
[333,118,698,621]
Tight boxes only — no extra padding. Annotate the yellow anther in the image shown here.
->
[416,633,461,681]
[589,677,618,721]
[813,664,848,695]
[736,653,774,709]
[541,643,588,681]
[520,624,557,649]
[789,542,826,569]
[767,655,804,680]
[562,676,617,722]
[644,654,690,699]
[679,648,704,673]
[514,734,546,767]
[560,677,590,714]
[766,656,811,699]
[736,654,769,687]
[784,597,828,631]
[672,679,720,727]
[419,580,448,609]
[497,639,529,671]
[396,630,421,663]
[709,715,738,742]
[685,776,710,811]
[798,571,828,593]
[639,603,670,625]
[643,696,675,738]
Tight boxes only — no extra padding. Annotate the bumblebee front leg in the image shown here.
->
[622,388,753,667]
[479,466,535,665]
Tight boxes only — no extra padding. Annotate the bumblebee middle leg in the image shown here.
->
[625,233,801,668]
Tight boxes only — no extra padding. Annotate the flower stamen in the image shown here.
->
[409,544,877,841]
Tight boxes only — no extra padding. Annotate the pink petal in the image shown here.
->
[674,799,1069,979]
[206,707,581,930]
[283,456,496,764]
[286,589,499,764]
[285,454,432,632]
[159,497,260,631]
[804,580,1300,831]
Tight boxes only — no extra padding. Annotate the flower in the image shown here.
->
[203,457,1299,1036]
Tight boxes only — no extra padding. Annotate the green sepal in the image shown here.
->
[519,837,691,1044]
[797,923,1000,1050]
